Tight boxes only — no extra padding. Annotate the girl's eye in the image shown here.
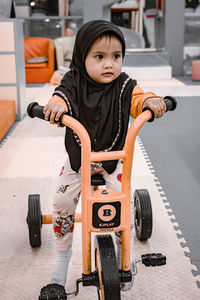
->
[96,54,103,60]
[114,53,120,59]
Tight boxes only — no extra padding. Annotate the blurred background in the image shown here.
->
[0,0,199,76]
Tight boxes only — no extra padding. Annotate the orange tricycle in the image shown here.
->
[26,96,176,300]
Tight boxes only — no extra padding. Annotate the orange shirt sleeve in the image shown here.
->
[48,95,68,111]
[130,84,162,118]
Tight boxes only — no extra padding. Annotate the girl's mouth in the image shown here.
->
[102,72,113,77]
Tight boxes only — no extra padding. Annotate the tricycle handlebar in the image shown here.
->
[27,96,177,125]
[142,96,177,122]
[27,96,177,202]
[27,101,67,127]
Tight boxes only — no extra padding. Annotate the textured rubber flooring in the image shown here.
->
[0,84,200,299]
[139,96,200,289]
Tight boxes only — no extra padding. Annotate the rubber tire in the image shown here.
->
[27,194,42,247]
[134,189,153,241]
[95,234,120,300]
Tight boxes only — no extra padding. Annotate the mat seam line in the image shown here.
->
[137,135,200,289]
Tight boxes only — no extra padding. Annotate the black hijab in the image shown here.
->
[54,20,137,173]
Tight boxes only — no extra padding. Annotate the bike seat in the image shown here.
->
[91,174,105,186]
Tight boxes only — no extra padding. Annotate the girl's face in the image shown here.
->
[85,35,123,84]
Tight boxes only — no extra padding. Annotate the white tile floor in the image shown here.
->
[0,78,200,299]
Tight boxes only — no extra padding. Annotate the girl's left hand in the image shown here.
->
[43,102,66,125]
[142,97,166,119]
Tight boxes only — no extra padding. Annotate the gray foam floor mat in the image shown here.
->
[139,96,200,287]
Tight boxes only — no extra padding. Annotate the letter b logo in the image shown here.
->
[98,205,116,221]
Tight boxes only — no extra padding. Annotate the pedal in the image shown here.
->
[141,253,166,267]
[39,284,67,300]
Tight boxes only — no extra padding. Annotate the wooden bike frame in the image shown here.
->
[61,109,152,275]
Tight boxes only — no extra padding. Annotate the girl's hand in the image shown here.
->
[43,102,66,125]
[142,97,166,119]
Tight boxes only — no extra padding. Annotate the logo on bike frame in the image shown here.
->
[92,201,121,229]
[98,205,116,222]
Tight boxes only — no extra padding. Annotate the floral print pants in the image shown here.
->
[53,155,123,251]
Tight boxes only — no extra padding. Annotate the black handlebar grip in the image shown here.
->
[27,102,66,127]
[163,96,177,112]
[27,102,45,120]
[142,96,177,122]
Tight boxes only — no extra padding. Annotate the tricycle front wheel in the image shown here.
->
[95,234,120,300]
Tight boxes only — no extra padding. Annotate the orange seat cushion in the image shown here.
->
[24,38,49,60]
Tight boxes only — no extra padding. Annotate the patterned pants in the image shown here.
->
[53,155,123,251]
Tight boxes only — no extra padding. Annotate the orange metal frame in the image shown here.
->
[43,110,152,274]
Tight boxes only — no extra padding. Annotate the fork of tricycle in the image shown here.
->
[27,96,176,299]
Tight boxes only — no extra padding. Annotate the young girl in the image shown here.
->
[39,20,166,299]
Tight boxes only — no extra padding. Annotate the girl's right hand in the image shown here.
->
[43,101,66,125]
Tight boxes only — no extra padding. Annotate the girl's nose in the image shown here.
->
[104,59,112,68]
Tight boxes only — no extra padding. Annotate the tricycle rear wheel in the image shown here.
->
[95,234,120,300]
[27,194,42,247]
[134,189,152,240]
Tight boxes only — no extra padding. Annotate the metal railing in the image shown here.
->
[18,16,83,39]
